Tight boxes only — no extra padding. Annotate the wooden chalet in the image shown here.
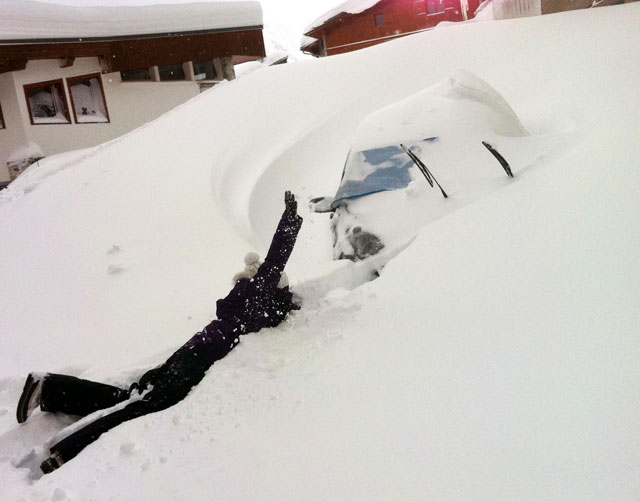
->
[0,0,265,182]
[302,0,482,57]
[302,0,635,57]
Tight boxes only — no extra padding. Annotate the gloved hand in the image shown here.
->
[284,191,302,225]
[217,191,302,334]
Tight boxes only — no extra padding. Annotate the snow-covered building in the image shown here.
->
[0,0,265,182]
[301,0,482,57]
[302,0,637,57]
[474,0,635,20]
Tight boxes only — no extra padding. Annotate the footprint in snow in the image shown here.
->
[120,441,136,455]
[52,488,68,501]
[107,265,126,275]
[107,244,121,255]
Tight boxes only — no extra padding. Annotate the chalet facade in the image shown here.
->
[0,0,265,182]
[302,0,482,57]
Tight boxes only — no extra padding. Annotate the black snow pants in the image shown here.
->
[42,373,164,462]
[43,340,216,463]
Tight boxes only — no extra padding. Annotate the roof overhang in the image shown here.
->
[300,37,323,57]
[0,24,264,46]
[0,28,266,75]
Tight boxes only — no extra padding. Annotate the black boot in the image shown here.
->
[40,452,64,474]
[16,373,44,424]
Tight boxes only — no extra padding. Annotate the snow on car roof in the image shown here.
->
[304,0,381,34]
[0,0,262,43]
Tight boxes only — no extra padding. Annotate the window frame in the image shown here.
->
[192,59,218,81]
[23,79,71,126]
[66,72,111,124]
[374,13,385,26]
[120,68,151,82]
[0,101,5,129]
[158,63,186,81]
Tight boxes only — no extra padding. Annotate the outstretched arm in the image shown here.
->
[216,192,302,333]
[254,191,303,287]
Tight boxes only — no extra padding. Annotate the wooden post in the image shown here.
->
[183,61,196,81]
[213,58,224,81]
[59,56,75,68]
[149,65,160,82]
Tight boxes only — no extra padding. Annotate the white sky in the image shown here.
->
[36,0,342,36]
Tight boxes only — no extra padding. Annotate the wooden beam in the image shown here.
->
[0,42,112,62]
[0,59,27,74]
[58,56,75,68]
[0,29,265,74]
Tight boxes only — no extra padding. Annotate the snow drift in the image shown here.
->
[331,69,528,207]
[0,4,639,501]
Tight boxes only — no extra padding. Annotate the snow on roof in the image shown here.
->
[304,0,381,34]
[300,34,319,48]
[0,0,262,43]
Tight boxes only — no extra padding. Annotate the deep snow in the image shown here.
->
[0,0,262,41]
[0,4,639,501]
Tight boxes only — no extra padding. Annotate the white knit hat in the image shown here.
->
[232,252,289,288]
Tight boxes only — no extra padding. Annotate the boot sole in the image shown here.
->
[16,373,38,424]
[40,454,63,474]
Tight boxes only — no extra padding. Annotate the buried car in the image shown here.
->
[311,69,570,261]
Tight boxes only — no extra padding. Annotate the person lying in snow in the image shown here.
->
[16,191,303,475]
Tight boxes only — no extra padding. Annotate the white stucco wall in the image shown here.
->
[0,72,30,181]
[1,57,201,181]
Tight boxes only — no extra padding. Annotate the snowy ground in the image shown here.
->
[1,4,639,501]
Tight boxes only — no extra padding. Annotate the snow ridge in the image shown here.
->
[0,4,639,500]
[0,0,263,41]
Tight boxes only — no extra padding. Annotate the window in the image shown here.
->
[67,73,110,124]
[193,60,217,81]
[158,63,185,81]
[374,13,385,26]
[426,0,445,14]
[0,102,5,129]
[24,79,70,125]
[120,68,151,82]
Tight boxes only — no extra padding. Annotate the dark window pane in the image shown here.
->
[25,81,69,124]
[374,13,384,25]
[158,64,185,81]
[0,102,5,129]
[121,68,150,81]
[193,60,217,81]
[69,76,109,123]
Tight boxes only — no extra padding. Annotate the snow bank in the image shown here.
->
[331,69,528,206]
[0,0,262,41]
[0,3,638,501]
[355,68,528,148]
[7,141,44,163]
